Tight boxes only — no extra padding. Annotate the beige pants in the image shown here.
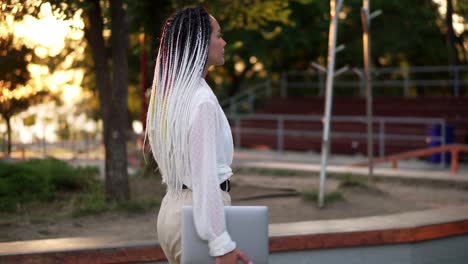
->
[157,190,232,264]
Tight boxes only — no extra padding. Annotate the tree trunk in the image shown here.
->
[84,0,129,201]
[107,0,130,200]
[446,0,459,65]
[5,115,11,155]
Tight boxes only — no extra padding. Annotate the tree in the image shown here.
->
[124,0,295,120]
[126,0,172,131]
[446,0,459,65]
[0,33,49,155]
[3,0,131,201]
[206,0,294,96]
[141,0,295,97]
[71,0,131,201]
[452,0,467,64]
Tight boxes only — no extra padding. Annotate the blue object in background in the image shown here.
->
[427,124,454,164]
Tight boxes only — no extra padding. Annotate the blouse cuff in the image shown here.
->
[208,231,237,257]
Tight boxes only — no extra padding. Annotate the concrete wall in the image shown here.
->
[270,234,468,264]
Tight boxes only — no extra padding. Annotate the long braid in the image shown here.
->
[145,6,212,195]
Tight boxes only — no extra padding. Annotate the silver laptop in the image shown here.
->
[181,206,269,264]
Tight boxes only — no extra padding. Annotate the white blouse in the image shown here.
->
[184,78,236,257]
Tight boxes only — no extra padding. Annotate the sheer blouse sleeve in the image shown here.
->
[189,101,236,257]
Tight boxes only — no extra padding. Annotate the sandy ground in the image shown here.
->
[1,172,468,242]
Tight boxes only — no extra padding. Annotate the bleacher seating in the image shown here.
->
[232,97,468,156]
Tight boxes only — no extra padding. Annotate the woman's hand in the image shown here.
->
[215,248,252,264]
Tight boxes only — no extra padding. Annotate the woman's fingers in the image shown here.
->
[236,249,252,264]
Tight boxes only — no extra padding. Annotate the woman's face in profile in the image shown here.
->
[206,16,227,67]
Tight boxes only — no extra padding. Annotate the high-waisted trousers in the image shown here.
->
[157,189,232,264]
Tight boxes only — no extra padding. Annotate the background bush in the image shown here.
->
[0,158,99,212]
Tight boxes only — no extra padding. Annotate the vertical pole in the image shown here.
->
[319,72,325,96]
[453,65,460,97]
[281,72,287,97]
[42,122,46,157]
[235,118,241,148]
[267,80,272,98]
[379,119,385,157]
[441,120,446,167]
[403,67,409,96]
[248,92,254,113]
[359,73,365,96]
[277,116,284,153]
[230,98,236,115]
[318,0,342,208]
[140,29,147,132]
[361,0,374,185]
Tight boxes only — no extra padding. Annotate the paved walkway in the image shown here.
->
[232,149,468,183]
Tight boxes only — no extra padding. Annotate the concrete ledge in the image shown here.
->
[2,206,468,263]
[234,160,468,183]
[0,238,166,264]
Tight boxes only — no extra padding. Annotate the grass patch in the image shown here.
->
[37,230,51,235]
[301,189,344,204]
[338,174,369,188]
[337,173,387,195]
[71,188,108,217]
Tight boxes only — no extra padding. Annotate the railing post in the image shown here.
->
[441,120,446,167]
[266,80,272,98]
[235,117,241,149]
[319,71,325,96]
[359,75,365,97]
[277,116,284,153]
[453,65,460,97]
[230,97,236,115]
[451,148,459,173]
[379,119,385,157]
[403,67,409,97]
[248,92,255,113]
[281,72,287,98]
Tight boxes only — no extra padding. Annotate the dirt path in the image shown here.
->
[1,173,468,242]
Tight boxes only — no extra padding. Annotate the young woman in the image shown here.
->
[146,6,252,264]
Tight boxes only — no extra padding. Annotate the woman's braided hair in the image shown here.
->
[159,6,211,75]
[146,6,213,194]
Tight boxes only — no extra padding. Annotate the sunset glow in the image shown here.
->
[1,2,89,143]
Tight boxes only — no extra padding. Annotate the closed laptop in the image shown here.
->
[181,206,269,264]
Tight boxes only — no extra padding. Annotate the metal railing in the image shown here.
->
[228,114,447,163]
[281,65,468,97]
[220,65,468,115]
[220,80,274,115]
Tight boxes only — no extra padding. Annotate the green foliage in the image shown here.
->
[72,187,108,217]
[338,173,368,188]
[207,0,293,31]
[0,158,99,212]
[0,34,38,123]
[0,160,54,211]
[0,158,157,217]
